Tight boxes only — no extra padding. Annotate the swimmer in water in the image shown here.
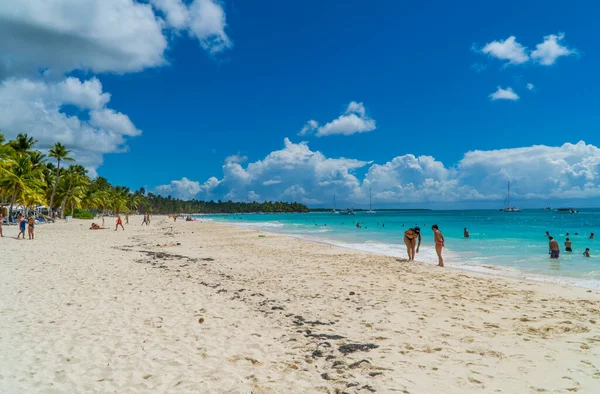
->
[464,227,469,238]
[583,248,591,257]
[565,238,572,252]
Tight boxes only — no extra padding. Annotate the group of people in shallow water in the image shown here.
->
[0,213,36,239]
[547,231,593,258]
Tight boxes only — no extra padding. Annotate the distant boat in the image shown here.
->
[556,208,579,213]
[331,194,339,214]
[340,208,356,215]
[499,181,521,212]
[543,207,552,210]
[366,187,376,214]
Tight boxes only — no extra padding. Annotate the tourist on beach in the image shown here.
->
[464,228,469,238]
[403,226,421,261]
[590,232,595,239]
[0,215,3,237]
[115,214,125,231]
[432,224,445,267]
[125,214,129,225]
[17,214,26,239]
[174,213,178,222]
[583,248,591,257]
[565,238,572,252]
[142,214,148,226]
[549,236,560,259]
[28,216,35,240]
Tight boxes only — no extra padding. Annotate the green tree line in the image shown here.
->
[0,133,308,220]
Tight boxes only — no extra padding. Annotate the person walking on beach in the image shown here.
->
[28,216,35,240]
[464,228,469,238]
[142,214,148,226]
[115,214,125,231]
[549,236,560,259]
[125,214,129,225]
[403,226,421,261]
[0,215,3,237]
[16,214,27,239]
[584,248,591,257]
[565,238,573,252]
[173,213,178,222]
[432,224,445,267]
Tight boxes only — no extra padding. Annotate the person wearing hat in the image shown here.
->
[404,226,422,261]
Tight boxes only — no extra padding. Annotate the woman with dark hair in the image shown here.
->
[432,224,445,267]
[403,226,421,261]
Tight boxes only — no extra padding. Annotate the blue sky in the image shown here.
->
[1,1,600,208]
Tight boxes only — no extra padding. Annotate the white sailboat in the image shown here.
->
[331,194,339,214]
[499,181,521,212]
[366,187,376,214]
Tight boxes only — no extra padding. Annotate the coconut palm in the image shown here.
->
[48,142,74,214]
[0,153,46,219]
[56,165,88,218]
[10,133,38,153]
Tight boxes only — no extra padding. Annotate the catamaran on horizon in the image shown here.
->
[366,187,376,214]
[499,181,521,212]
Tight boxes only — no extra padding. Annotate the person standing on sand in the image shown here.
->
[125,214,129,225]
[142,214,147,226]
[115,214,125,231]
[432,224,445,267]
[584,248,591,257]
[0,215,4,237]
[17,214,26,239]
[403,226,421,261]
[174,213,178,222]
[28,216,35,240]
[464,228,469,238]
[549,236,560,259]
[565,238,572,252]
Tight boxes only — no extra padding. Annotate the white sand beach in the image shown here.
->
[1,216,599,393]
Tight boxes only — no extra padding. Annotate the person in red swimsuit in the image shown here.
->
[432,224,445,267]
[115,213,125,231]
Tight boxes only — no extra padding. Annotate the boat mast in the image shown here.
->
[508,181,510,208]
[369,187,372,211]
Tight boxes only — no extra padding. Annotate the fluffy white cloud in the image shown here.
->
[298,120,318,136]
[156,140,600,206]
[489,87,519,101]
[0,0,231,78]
[527,82,535,91]
[156,177,202,199]
[531,33,576,66]
[0,77,141,171]
[481,36,529,65]
[312,101,376,137]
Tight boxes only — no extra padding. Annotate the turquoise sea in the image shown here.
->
[198,210,600,289]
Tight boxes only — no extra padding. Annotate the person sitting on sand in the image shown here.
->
[432,224,445,267]
[590,232,595,239]
[17,214,26,239]
[549,236,560,259]
[404,226,421,261]
[89,223,106,230]
[464,227,469,238]
[115,214,125,231]
[583,248,591,257]
[28,216,35,240]
[565,238,572,252]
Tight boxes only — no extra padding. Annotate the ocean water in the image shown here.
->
[196,210,600,289]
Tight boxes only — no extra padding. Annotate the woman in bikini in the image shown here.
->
[403,226,421,261]
[432,224,445,267]
[115,214,125,231]
[28,216,35,240]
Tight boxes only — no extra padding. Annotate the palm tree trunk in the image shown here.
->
[48,161,61,214]
[8,192,16,222]
[60,183,71,219]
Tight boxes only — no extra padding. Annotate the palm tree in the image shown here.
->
[0,153,46,220]
[10,133,38,153]
[57,165,87,218]
[48,142,73,214]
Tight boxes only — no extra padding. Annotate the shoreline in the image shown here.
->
[201,216,600,291]
[2,216,600,393]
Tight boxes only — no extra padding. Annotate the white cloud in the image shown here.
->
[489,87,519,101]
[531,33,576,66]
[0,0,231,78]
[225,154,248,164]
[0,77,141,171]
[298,120,318,136]
[155,140,600,205]
[315,101,376,137]
[481,36,529,65]
[156,177,202,199]
[527,83,535,91]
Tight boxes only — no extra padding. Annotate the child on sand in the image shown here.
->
[432,224,445,267]
[115,214,125,231]
[28,216,35,240]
